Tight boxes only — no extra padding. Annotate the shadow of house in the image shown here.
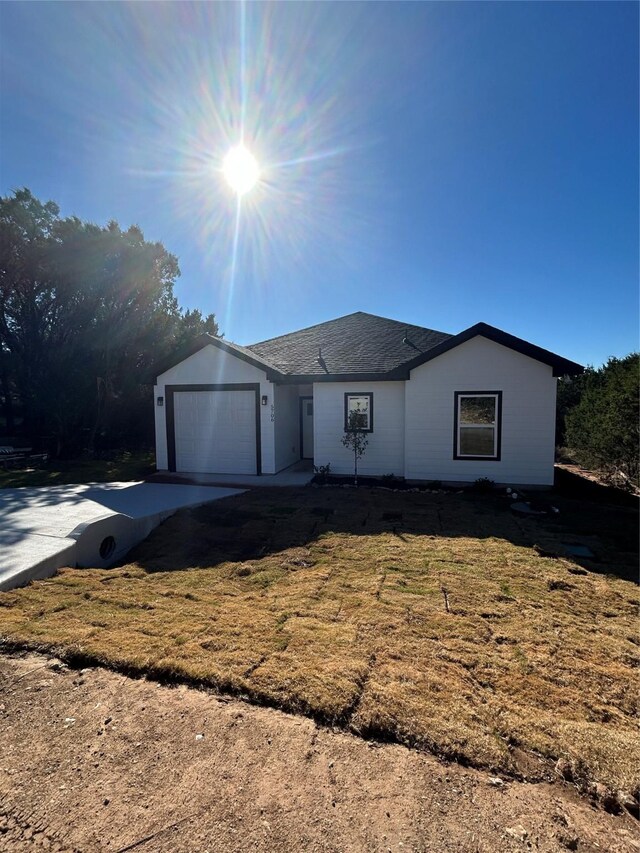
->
[126,486,638,584]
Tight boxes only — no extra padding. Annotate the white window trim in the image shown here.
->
[454,391,502,461]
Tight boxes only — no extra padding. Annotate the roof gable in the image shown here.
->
[402,323,583,377]
[155,334,275,380]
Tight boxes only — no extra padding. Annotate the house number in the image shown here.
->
[270,404,275,423]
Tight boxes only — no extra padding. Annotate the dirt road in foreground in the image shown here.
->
[0,652,637,853]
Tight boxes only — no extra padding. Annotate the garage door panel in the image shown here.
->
[173,389,257,474]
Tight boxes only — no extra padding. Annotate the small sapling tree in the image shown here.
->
[341,409,369,486]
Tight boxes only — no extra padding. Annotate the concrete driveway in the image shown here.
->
[0,481,243,592]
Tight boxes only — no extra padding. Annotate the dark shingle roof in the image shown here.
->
[156,312,583,381]
[246,312,453,377]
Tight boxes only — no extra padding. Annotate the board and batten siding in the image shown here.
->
[405,336,557,486]
[313,381,406,477]
[154,344,276,473]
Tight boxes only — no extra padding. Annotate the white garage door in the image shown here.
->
[173,390,257,474]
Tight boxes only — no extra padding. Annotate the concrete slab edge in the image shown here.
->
[0,538,77,592]
[0,489,247,592]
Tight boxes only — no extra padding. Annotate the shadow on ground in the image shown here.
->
[127,483,638,584]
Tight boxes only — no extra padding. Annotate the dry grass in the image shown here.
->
[1,486,638,798]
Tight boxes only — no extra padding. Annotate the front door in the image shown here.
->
[300,396,314,459]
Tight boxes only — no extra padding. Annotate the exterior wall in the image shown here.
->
[274,384,301,472]
[313,381,406,477]
[405,336,557,486]
[154,345,276,474]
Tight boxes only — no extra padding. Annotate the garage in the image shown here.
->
[166,383,261,475]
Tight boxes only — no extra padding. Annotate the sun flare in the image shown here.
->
[222,144,260,195]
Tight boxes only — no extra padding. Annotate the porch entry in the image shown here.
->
[300,396,314,459]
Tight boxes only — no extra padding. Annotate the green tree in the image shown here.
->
[341,409,369,486]
[556,369,592,448]
[565,353,639,487]
[0,188,219,455]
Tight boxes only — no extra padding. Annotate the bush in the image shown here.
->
[471,477,495,492]
[313,463,332,484]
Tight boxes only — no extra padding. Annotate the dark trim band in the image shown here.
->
[154,334,273,382]
[165,383,262,474]
[405,324,582,378]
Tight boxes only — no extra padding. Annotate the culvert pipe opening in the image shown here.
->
[99,536,116,560]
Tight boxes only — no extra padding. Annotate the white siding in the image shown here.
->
[274,384,300,472]
[154,344,276,474]
[313,381,405,477]
[405,336,557,486]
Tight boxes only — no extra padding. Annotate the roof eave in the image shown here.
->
[156,334,279,380]
[403,323,584,377]
[268,367,410,383]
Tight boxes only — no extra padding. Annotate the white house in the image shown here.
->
[154,312,582,486]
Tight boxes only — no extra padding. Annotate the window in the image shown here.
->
[454,392,502,460]
[344,392,373,432]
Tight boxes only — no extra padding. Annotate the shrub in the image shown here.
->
[313,463,332,484]
[472,477,495,492]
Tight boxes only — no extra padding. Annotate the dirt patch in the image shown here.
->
[1,487,638,803]
[1,651,638,852]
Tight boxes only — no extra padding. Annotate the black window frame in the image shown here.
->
[453,391,502,461]
[344,392,374,433]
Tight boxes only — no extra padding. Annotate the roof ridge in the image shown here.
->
[246,311,452,349]
[359,312,453,338]
[245,311,364,348]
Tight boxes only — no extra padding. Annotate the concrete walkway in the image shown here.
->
[0,482,242,592]
[149,461,314,489]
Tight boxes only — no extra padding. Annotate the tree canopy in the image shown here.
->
[560,353,639,488]
[0,188,219,455]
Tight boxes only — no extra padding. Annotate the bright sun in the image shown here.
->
[222,144,260,195]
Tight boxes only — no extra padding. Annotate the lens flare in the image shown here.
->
[222,144,260,195]
[62,1,382,333]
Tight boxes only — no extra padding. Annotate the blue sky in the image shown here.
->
[1,1,637,367]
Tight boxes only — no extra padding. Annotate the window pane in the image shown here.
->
[460,396,495,425]
[351,413,367,429]
[349,396,369,414]
[459,427,495,456]
[347,395,370,429]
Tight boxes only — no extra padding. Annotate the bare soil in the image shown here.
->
[2,487,638,798]
[1,651,638,853]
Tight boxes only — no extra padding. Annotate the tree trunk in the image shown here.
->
[0,368,15,434]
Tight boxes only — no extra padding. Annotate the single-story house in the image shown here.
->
[154,311,583,486]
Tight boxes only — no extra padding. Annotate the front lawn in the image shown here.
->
[0,451,155,489]
[1,486,638,801]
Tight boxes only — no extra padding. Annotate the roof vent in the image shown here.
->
[317,347,328,373]
[402,330,422,352]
